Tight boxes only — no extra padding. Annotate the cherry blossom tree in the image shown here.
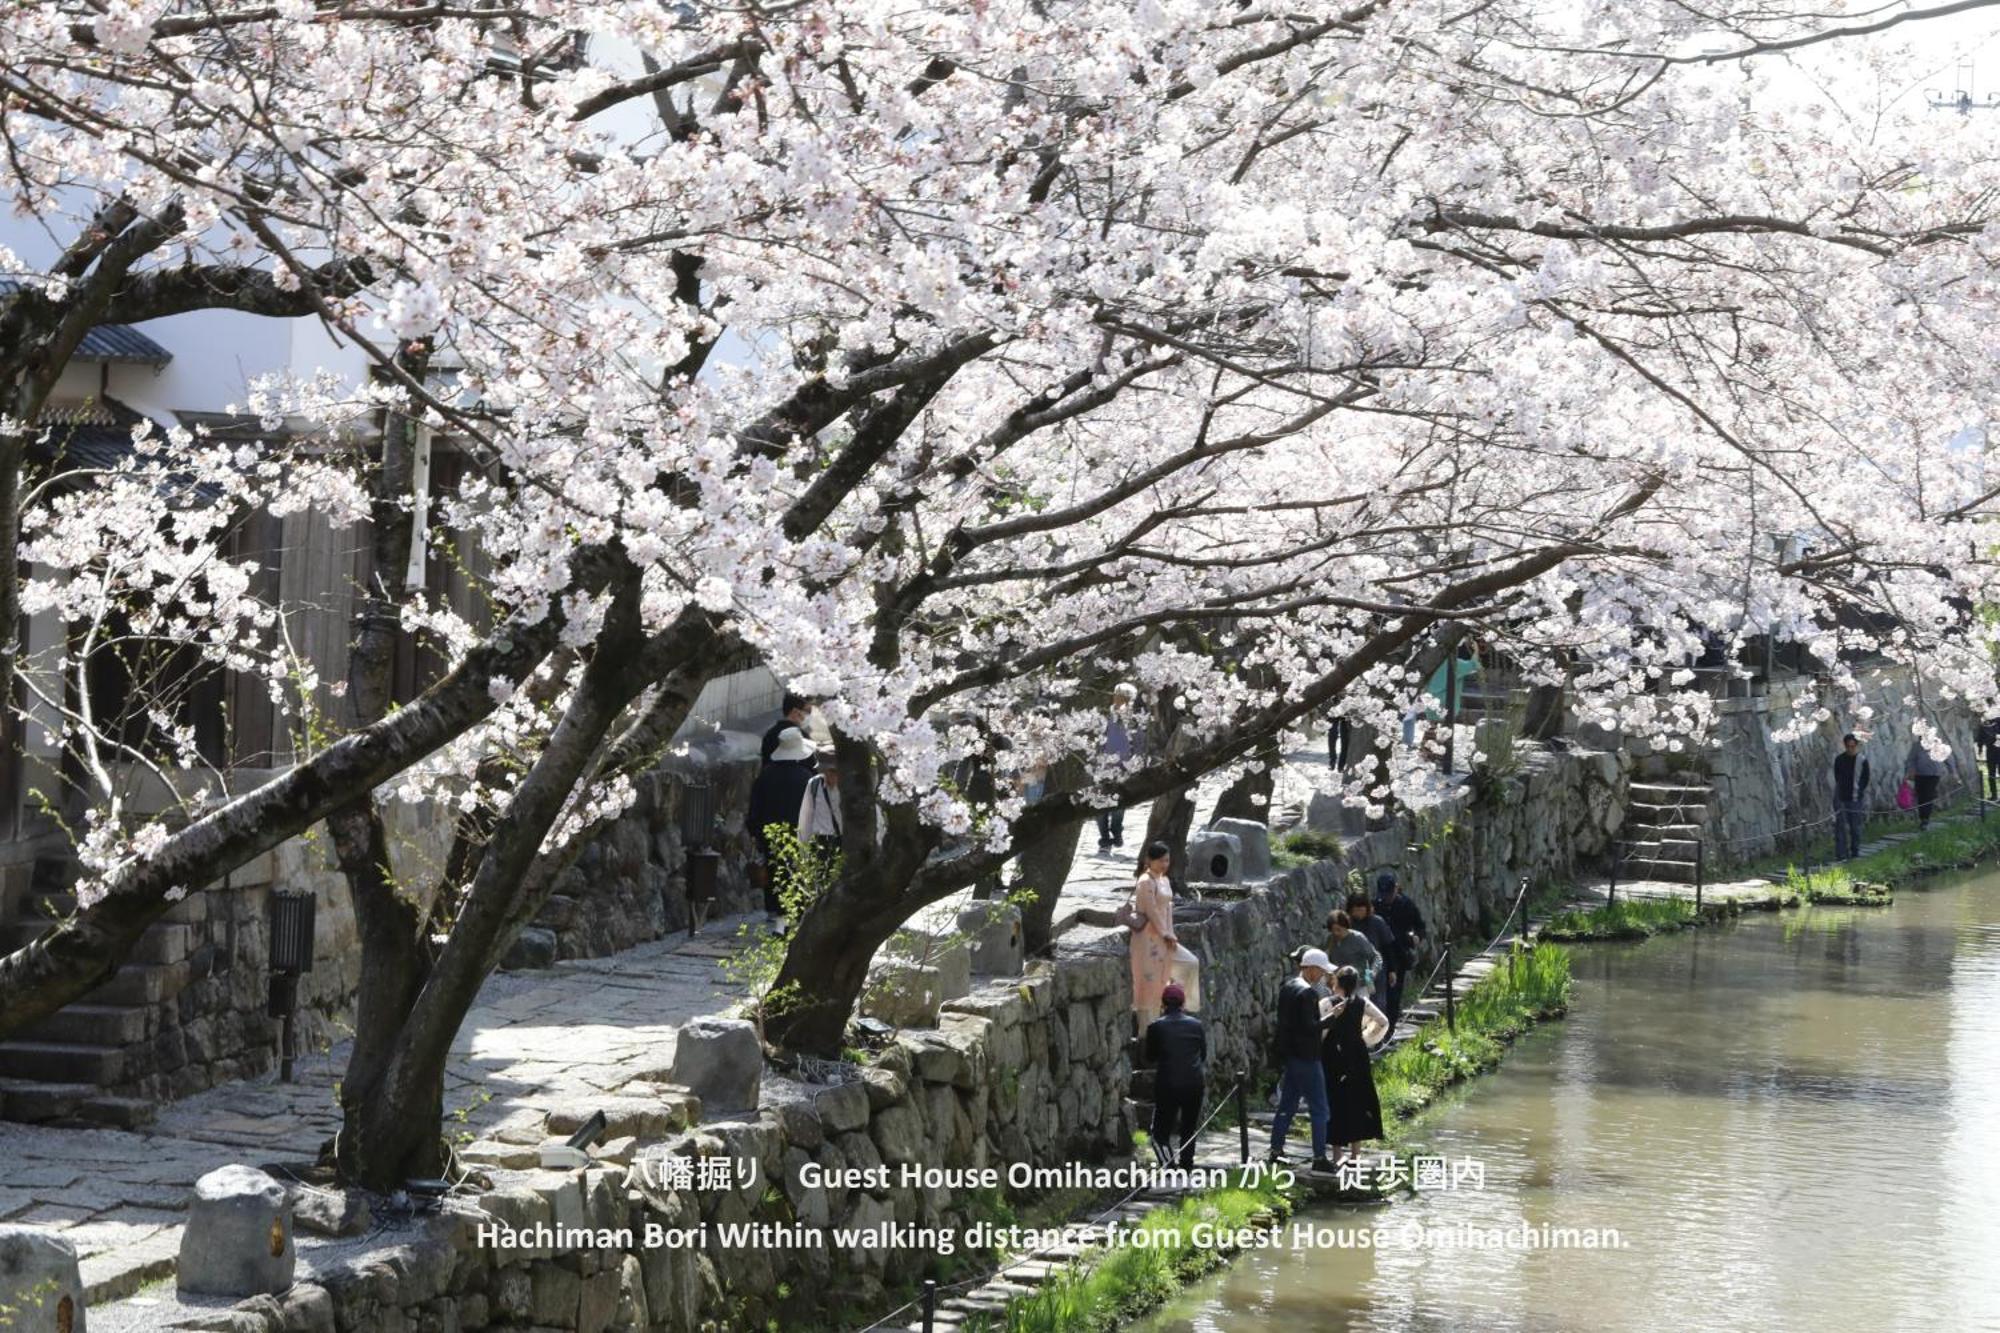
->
[0,0,1995,1179]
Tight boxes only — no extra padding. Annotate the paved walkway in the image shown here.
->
[4,742,1401,1312]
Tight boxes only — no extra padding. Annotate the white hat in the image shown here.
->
[1299,948,1332,971]
[771,727,815,762]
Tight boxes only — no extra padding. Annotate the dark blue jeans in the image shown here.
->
[1834,798,1866,859]
[1270,1057,1329,1160]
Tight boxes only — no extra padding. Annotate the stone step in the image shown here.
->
[20,1002,154,1047]
[0,1039,127,1084]
[1621,858,1700,883]
[1628,782,1712,800]
[0,1077,155,1127]
[87,959,193,1007]
[1628,802,1711,826]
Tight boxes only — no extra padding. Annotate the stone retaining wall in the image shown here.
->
[192,743,1635,1332]
[1192,743,1628,1079]
[1702,668,1978,864]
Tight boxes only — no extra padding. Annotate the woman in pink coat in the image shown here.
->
[1130,840,1180,1035]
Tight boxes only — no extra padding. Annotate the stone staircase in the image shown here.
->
[0,854,179,1127]
[1618,779,1713,884]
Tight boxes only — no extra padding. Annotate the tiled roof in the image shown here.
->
[33,398,157,472]
[76,322,171,364]
[0,278,173,363]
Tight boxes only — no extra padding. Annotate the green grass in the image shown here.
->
[1539,896,1700,940]
[1270,827,1348,870]
[966,1181,1290,1333]
[1774,863,1894,906]
[1373,941,1572,1127]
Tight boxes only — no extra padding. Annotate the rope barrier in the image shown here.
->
[846,1074,1250,1332]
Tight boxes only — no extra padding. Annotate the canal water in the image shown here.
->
[1136,868,2000,1332]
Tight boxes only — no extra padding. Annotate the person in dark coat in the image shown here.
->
[747,726,816,914]
[1322,966,1388,1161]
[1833,733,1871,861]
[1142,982,1206,1170]
[1374,871,1426,1027]
[1349,893,1399,1029]
[1982,717,2000,800]
[760,692,817,766]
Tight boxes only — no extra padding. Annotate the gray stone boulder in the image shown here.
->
[178,1165,295,1297]
[1183,830,1243,884]
[860,960,944,1028]
[0,1225,84,1332]
[291,1187,372,1238]
[957,902,1024,976]
[1211,818,1272,880]
[879,926,971,1001]
[668,1017,763,1112]
[500,925,558,970]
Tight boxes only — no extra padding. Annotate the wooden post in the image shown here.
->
[1444,651,1459,775]
[1608,841,1619,907]
[1236,1073,1250,1165]
[1695,841,1705,912]
[922,1279,936,1333]
[1443,940,1456,1032]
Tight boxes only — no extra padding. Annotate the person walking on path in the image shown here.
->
[1350,894,1399,1022]
[1097,683,1141,851]
[1322,966,1389,1163]
[1374,871,1426,1027]
[1324,908,1381,992]
[1129,841,1181,1035]
[1981,717,2000,800]
[1904,736,1946,830]
[1268,949,1337,1173]
[747,726,817,914]
[1143,982,1206,1171]
[761,692,816,766]
[1832,733,1871,861]
[797,746,845,856]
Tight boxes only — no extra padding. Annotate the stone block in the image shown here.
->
[0,1224,84,1333]
[667,1017,762,1112]
[499,927,557,971]
[956,903,1024,977]
[291,1187,372,1238]
[1211,818,1272,880]
[177,1165,296,1297]
[1184,830,1242,884]
[859,961,943,1029]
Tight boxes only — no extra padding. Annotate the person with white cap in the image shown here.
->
[1268,948,1337,1173]
[746,726,816,915]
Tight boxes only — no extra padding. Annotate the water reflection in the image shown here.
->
[1135,870,2000,1332]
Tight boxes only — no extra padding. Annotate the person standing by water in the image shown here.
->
[1268,948,1337,1174]
[1324,908,1381,992]
[1832,733,1871,861]
[1097,683,1141,852]
[1981,717,2000,800]
[1350,893,1399,1024]
[1143,982,1206,1170]
[1322,966,1389,1164]
[1904,735,1946,830]
[1374,871,1426,1027]
[1129,841,1181,1036]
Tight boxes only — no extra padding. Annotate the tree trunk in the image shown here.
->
[761,883,913,1057]
[1014,816,1085,955]
[1209,735,1279,826]
[1144,788,1196,882]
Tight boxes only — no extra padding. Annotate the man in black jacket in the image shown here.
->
[760,692,816,766]
[1833,733,1871,861]
[1268,949,1335,1172]
[1374,872,1426,1028]
[1143,983,1206,1170]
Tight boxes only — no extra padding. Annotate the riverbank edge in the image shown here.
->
[1544,804,2000,941]
[952,937,1576,1333]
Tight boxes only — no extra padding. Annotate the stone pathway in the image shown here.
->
[1,912,759,1306]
